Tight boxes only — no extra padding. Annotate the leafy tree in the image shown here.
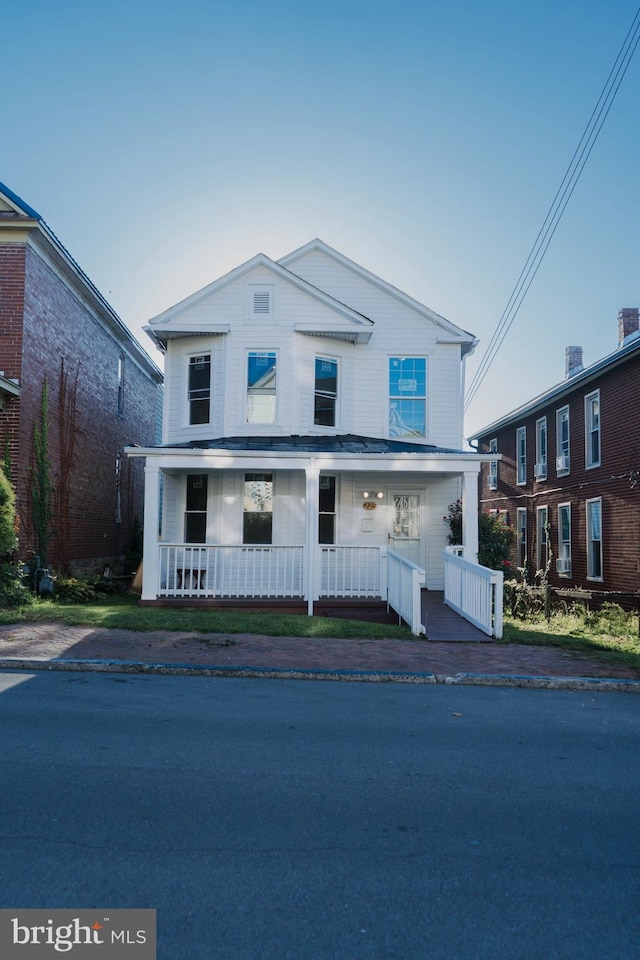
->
[0,467,17,557]
[443,500,515,571]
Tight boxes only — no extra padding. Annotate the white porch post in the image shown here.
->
[304,460,319,616]
[141,462,161,601]
[462,469,479,562]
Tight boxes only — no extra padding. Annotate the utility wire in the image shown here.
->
[465,7,640,412]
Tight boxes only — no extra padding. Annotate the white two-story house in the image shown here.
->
[128,240,493,631]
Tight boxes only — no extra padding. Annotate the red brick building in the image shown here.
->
[0,182,162,574]
[470,309,640,595]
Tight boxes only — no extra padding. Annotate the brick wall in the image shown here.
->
[1,240,159,573]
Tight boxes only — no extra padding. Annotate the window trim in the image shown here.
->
[585,390,601,469]
[388,355,428,440]
[246,350,278,425]
[488,438,498,489]
[516,507,527,568]
[117,353,126,418]
[516,426,527,486]
[187,353,211,427]
[535,416,547,481]
[536,505,548,572]
[314,356,339,429]
[556,405,570,475]
[586,496,603,581]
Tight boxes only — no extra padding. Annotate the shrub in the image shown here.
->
[0,562,30,608]
[53,577,97,604]
[443,501,515,571]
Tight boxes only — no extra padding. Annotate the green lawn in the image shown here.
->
[0,593,412,640]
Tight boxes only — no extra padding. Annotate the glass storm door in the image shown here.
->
[390,494,421,566]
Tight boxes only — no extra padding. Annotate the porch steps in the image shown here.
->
[421,590,493,642]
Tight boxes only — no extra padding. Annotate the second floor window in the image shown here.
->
[188,355,211,425]
[117,354,126,417]
[516,426,526,485]
[585,391,600,468]
[488,438,498,489]
[247,351,277,423]
[389,357,427,439]
[556,405,570,474]
[535,417,547,480]
[314,358,338,427]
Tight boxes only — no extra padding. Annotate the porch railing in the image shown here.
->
[386,549,426,636]
[319,546,382,598]
[159,544,304,599]
[442,547,504,638]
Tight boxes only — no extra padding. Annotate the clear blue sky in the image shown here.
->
[3,0,638,438]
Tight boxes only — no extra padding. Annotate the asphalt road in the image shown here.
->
[0,670,638,960]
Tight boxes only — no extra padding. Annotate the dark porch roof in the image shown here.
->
[163,434,471,456]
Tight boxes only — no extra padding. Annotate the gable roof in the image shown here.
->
[145,251,375,348]
[469,333,640,441]
[0,181,162,383]
[279,239,478,356]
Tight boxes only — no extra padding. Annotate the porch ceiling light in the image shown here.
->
[362,491,384,500]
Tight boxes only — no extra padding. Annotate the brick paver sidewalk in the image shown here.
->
[0,622,637,680]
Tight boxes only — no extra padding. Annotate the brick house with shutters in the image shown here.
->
[470,308,640,595]
[0,181,163,574]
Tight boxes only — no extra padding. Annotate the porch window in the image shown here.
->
[586,498,603,580]
[243,473,273,543]
[585,391,600,468]
[556,405,570,474]
[188,355,211,425]
[389,357,426,438]
[185,474,208,543]
[314,358,338,427]
[318,476,336,543]
[557,503,571,577]
[516,426,526,485]
[247,352,277,423]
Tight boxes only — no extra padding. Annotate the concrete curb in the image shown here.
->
[0,657,639,691]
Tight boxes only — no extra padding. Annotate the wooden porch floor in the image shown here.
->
[421,590,492,642]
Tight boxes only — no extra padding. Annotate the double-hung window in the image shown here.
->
[314,358,338,427]
[247,351,277,423]
[389,357,427,439]
[516,507,527,567]
[535,417,547,480]
[243,473,273,544]
[556,405,570,474]
[536,506,548,571]
[318,476,337,543]
[586,498,603,580]
[185,475,208,543]
[117,353,126,417]
[488,439,498,489]
[188,355,211,425]
[516,426,526,485]
[585,391,600,468]
[557,503,571,576]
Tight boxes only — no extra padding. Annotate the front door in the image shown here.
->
[389,493,421,566]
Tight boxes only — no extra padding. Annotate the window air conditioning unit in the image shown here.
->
[556,558,571,574]
[556,455,569,471]
[534,463,546,480]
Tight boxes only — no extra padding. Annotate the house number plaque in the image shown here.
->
[362,502,377,510]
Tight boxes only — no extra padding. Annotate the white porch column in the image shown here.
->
[141,462,161,601]
[462,470,479,562]
[304,460,320,616]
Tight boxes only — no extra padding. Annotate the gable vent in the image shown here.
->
[253,291,271,314]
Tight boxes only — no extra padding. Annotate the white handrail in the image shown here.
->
[442,548,503,638]
[387,549,426,636]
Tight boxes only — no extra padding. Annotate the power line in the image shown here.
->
[465,7,640,412]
